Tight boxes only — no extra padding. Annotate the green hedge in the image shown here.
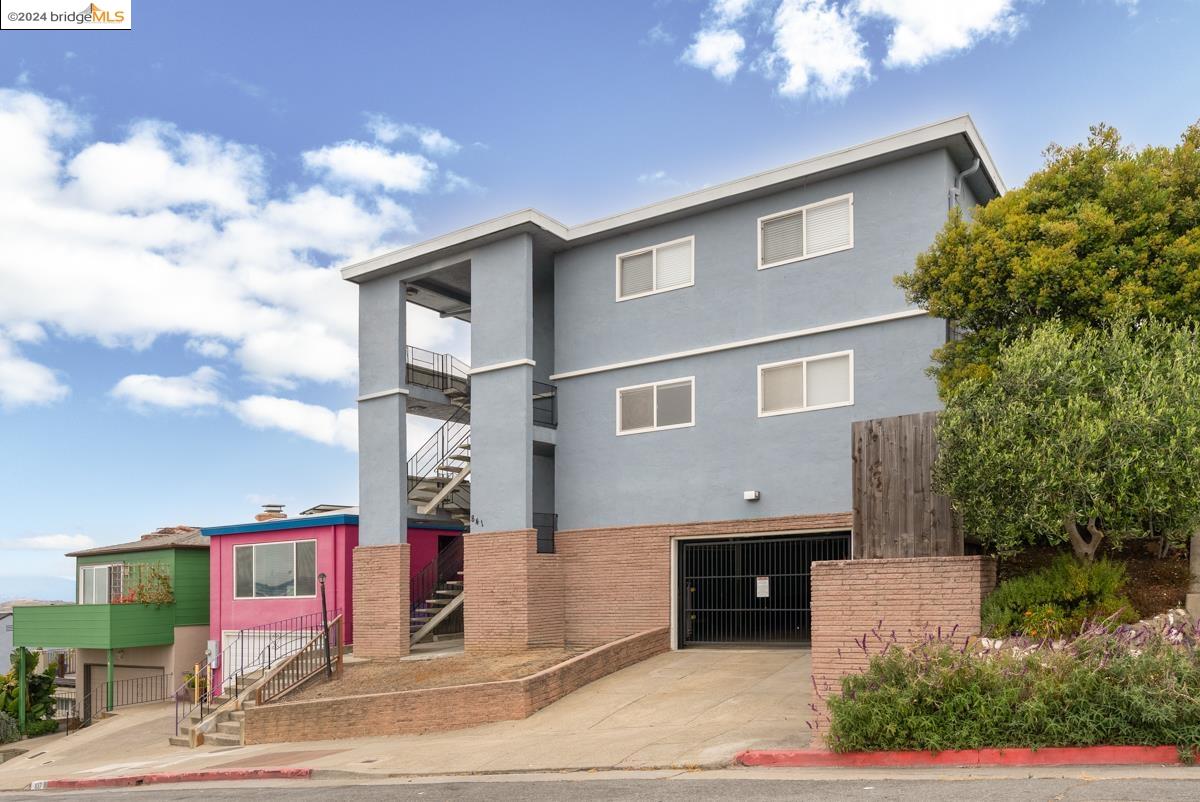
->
[826,622,1200,753]
[981,555,1137,637]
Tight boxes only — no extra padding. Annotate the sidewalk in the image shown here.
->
[0,649,812,790]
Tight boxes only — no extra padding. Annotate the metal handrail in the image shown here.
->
[407,405,470,496]
[172,609,337,734]
[406,345,471,394]
[255,615,343,706]
[533,380,558,428]
[409,536,464,620]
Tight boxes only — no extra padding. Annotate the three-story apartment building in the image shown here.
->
[342,116,1004,657]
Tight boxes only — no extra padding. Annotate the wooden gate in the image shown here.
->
[852,411,963,559]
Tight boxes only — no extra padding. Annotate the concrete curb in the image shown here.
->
[32,767,312,790]
[738,746,1188,768]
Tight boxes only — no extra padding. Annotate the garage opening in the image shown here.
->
[677,532,850,647]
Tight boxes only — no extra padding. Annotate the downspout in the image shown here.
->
[949,158,981,211]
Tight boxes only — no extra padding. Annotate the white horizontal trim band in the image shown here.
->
[549,309,927,381]
[469,358,535,376]
[356,387,410,402]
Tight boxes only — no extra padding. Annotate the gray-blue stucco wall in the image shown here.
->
[550,149,958,530]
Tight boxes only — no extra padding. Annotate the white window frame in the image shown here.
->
[757,193,854,270]
[614,235,695,302]
[78,563,121,605]
[233,539,318,600]
[615,376,696,436]
[757,350,854,417]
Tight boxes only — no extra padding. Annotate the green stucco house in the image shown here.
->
[11,527,210,713]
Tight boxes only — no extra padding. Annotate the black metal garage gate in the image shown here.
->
[678,532,850,646]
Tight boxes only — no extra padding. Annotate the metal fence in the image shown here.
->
[406,345,471,395]
[533,380,558,428]
[69,672,172,733]
[533,512,558,554]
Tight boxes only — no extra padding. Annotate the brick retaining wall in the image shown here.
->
[809,555,996,735]
[241,626,669,744]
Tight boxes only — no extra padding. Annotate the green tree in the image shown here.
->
[934,320,1200,561]
[897,122,1200,397]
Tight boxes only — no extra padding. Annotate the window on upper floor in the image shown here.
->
[616,236,694,301]
[758,194,853,269]
[79,563,122,604]
[234,540,317,599]
[758,351,853,416]
[617,377,694,434]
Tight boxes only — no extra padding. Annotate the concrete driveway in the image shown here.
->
[0,648,812,787]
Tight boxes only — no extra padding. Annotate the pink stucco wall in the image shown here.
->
[209,523,358,650]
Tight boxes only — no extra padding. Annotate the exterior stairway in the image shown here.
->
[169,668,265,748]
[408,440,470,526]
[409,572,464,641]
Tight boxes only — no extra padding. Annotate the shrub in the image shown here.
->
[981,555,1137,637]
[0,712,17,744]
[825,616,1200,753]
[23,719,59,738]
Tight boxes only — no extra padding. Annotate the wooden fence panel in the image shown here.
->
[852,411,963,559]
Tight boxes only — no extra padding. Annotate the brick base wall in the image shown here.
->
[463,530,564,653]
[557,512,854,648]
[242,627,669,744]
[351,544,410,659]
[809,555,997,735]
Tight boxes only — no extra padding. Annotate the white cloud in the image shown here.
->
[302,141,436,193]
[684,28,747,81]
[0,88,449,398]
[768,0,870,99]
[232,395,358,451]
[0,337,69,409]
[643,23,675,46]
[442,171,483,194]
[111,366,222,410]
[364,114,461,156]
[186,338,230,359]
[0,534,94,551]
[712,0,757,23]
[856,0,1022,68]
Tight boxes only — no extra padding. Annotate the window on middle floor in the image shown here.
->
[234,540,317,598]
[617,377,695,434]
[758,351,853,416]
[616,236,694,301]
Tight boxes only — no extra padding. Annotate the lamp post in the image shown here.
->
[318,573,332,677]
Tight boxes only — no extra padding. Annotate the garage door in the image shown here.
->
[677,532,850,647]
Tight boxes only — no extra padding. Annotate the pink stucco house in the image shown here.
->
[201,505,461,682]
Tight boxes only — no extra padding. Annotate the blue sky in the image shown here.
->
[1,0,1197,600]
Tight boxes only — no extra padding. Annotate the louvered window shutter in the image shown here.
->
[805,197,851,255]
[619,251,654,297]
[760,211,804,266]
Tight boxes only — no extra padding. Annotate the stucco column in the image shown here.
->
[469,235,535,532]
[357,277,408,546]
[1188,531,1200,620]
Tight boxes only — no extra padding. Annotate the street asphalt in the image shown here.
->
[4,776,1200,801]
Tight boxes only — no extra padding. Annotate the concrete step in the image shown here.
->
[205,732,241,747]
[435,589,460,597]
[168,735,191,748]
[217,721,242,735]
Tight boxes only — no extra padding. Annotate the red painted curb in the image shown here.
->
[737,745,1185,768]
[40,767,312,789]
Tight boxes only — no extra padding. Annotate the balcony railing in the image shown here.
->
[406,345,471,395]
[533,380,557,428]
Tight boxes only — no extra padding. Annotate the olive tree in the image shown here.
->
[934,320,1200,561]
[897,122,1200,397]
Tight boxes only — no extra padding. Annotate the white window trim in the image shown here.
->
[78,563,121,605]
[616,376,696,436]
[615,235,696,302]
[757,193,854,270]
[233,539,318,600]
[757,350,854,417]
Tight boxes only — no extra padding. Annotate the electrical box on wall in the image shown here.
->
[743,490,760,501]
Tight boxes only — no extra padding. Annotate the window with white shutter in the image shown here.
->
[758,194,853,269]
[616,237,694,301]
[617,377,695,434]
[758,351,853,416]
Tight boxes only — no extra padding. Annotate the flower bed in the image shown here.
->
[825,611,1200,755]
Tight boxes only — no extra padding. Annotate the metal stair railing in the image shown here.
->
[406,345,471,395]
[407,405,471,497]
